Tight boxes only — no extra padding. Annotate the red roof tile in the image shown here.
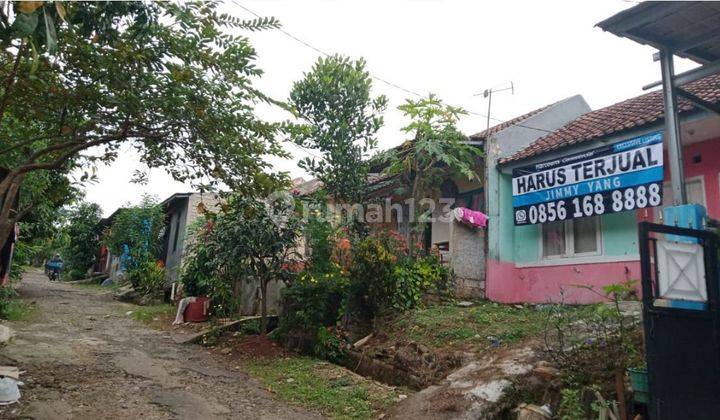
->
[500,73,720,164]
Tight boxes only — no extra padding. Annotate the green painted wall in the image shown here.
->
[600,211,639,256]
[497,173,515,261]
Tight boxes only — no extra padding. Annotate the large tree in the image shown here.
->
[63,200,102,279]
[288,55,387,204]
[0,1,286,244]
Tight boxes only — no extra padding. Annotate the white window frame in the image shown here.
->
[540,216,602,260]
[656,175,706,222]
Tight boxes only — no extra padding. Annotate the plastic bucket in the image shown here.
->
[184,296,210,322]
[628,368,649,404]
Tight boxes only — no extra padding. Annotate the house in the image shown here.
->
[159,192,221,286]
[369,95,590,298]
[160,191,286,315]
[488,73,720,304]
[473,95,592,297]
[293,95,589,298]
[98,207,127,282]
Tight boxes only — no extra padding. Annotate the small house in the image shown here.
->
[489,73,720,303]
[159,192,222,286]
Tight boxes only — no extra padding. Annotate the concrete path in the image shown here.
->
[0,271,321,419]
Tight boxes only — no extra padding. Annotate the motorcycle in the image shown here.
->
[45,259,63,282]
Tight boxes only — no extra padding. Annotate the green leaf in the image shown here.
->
[11,11,39,37]
[43,8,57,53]
[29,40,39,74]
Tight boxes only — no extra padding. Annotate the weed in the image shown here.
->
[558,388,585,420]
[130,304,175,324]
[73,281,122,293]
[385,301,595,353]
[1,300,37,321]
[245,356,400,419]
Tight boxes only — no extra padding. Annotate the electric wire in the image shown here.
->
[230,0,557,136]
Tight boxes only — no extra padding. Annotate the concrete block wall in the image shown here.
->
[449,219,486,298]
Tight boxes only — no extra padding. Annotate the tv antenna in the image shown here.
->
[474,82,514,130]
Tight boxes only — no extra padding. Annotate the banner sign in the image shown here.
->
[512,132,664,225]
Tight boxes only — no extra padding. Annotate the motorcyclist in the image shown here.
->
[46,254,63,281]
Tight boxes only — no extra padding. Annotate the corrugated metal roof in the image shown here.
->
[597,1,720,64]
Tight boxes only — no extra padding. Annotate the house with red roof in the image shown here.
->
[487,73,720,304]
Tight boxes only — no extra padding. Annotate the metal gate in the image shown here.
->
[638,221,720,419]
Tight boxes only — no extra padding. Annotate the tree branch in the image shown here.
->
[10,203,35,225]
[0,41,27,124]
[0,134,67,157]
[16,131,163,176]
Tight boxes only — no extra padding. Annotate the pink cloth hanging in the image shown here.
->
[453,207,488,228]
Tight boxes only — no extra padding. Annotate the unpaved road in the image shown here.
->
[0,271,320,419]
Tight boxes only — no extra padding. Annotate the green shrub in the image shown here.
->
[0,286,17,319]
[314,326,348,363]
[63,202,103,280]
[103,195,165,289]
[348,229,450,316]
[303,208,336,273]
[66,268,87,281]
[391,255,452,310]
[347,229,404,319]
[131,261,166,297]
[558,388,585,420]
[277,269,348,335]
[179,217,215,297]
[240,318,261,335]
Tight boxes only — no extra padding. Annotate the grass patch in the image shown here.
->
[245,356,400,419]
[1,299,38,321]
[73,281,122,293]
[130,304,176,324]
[388,301,597,352]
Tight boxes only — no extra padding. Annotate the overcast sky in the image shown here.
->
[82,0,698,216]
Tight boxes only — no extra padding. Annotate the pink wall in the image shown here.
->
[636,137,720,222]
[663,137,720,218]
[486,259,641,304]
[486,137,720,304]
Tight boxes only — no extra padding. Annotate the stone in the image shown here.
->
[0,325,14,345]
[533,366,559,381]
[456,301,474,308]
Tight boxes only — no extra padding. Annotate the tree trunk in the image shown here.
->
[260,276,268,336]
[407,168,422,257]
[615,367,628,420]
[0,173,22,246]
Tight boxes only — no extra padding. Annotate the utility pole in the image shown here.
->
[475,82,514,130]
[659,50,687,205]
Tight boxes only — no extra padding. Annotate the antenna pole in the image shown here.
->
[486,89,492,130]
[475,82,514,130]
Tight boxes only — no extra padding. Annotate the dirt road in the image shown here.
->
[0,271,320,419]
